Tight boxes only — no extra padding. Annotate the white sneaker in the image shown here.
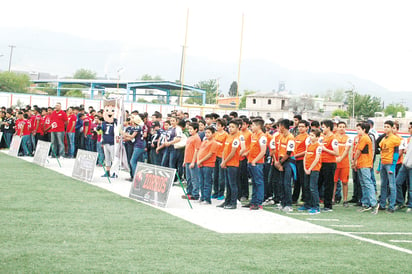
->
[282,206,293,213]
[406,208,412,213]
[262,198,275,206]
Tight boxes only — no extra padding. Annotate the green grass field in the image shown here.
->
[1,154,411,273]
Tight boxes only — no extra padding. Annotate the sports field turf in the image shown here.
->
[0,154,411,273]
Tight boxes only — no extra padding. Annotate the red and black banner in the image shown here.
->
[129,163,175,208]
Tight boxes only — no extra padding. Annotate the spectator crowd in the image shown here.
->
[1,104,411,214]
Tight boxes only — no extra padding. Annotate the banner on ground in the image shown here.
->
[8,135,21,157]
[32,140,51,167]
[129,163,175,208]
[72,149,98,182]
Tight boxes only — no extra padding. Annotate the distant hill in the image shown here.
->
[1,27,410,109]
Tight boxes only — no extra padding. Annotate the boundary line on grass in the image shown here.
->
[350,232,412,235]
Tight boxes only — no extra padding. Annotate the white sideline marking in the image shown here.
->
[389,240,412,243]
[6,151,412,255]
[307,218,339,221]
[330,225,363,228]
[351,232,412,235]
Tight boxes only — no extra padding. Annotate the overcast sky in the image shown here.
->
[1,0,412,92]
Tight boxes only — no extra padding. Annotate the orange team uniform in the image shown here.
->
[278,132,295,160]
[305,142,323,171]
[355,134,373,169]
[197,139,219,167]
[223,132,241,167]
[214,131,228,158]
[239,129,251,160]
[294,132,309,161]
[184,134,202,164]
[248,131,267,164]
[269,132,281,163]
[334,134,353,183]
[396,135,406,164]
[321,134,339,163]
[380,135,402,165]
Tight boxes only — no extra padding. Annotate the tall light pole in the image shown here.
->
[8,45,16,72]
[347,82,355,128]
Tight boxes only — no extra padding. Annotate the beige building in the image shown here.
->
[246,92,292,119]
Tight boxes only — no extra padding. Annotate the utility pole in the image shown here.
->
[8,45,16,72]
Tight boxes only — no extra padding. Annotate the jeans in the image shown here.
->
[96,141,105,165]
[51,131,65,157]
[358,168,377,207]
[280,161,294,207]
[380,164,396,210]
[66,132,75,157]
[238,158,249,199]
[3,132,12,148]
[161,146,172,167]
[225,166,239,206]
[292,160,305,203]
[199,166,213,203]
[130,147,146,178]
[351,169,362,202]
[269,165,282,202]
[305,171,320,209]
[395,165,412,206]
[21,135,33,156]
[248,163,264,206]
[319,162,337,209]
[213,157,226,197]
[185,163,200,198]
[85,135,93,151]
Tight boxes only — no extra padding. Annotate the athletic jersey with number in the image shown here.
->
[305,142,323,171]
[355,134,373,169]
[294,132,309,161]
[278,132,295,159]
[248,131,267,164]
[223,132,241,167]
[336,134,353,168]
[380,134,402,165]
[321,134,339,163]
[101,121,116,145]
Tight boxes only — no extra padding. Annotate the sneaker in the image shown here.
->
[262,198,275,206]
[273,204,283,211]
[386,208,395,214]
[394,204,406,211]
[216,202,226,208]
[224,204,237,209]
[321,207,333,212]
[110,173,118,178]
[335,198,341,204]
[250,204,260,210]
[282,206,293,213]
[406,208,412,213]
[298,206,310,212]
[126,177,133,182]
[378,206,387,211]
[242,203,251,208]
[101,172,110,177]
[217,195,225,200]
[343,201,349,208]
[240,197,248,202]
[200,201,211,205]
[189,196,199,201]
[358,206,372,212]
[308,208,320,215]
[371,204,379,215]
[211,194,219,199]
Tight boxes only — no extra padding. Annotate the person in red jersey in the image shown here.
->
[47,103,67,157]
[66,107,77,157]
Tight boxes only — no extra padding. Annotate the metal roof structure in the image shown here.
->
[31,79,206,105]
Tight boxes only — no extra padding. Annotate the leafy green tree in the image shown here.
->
[195,79,219,105]
[384,103,408,118]
[325,89,345,102]
[239,90,256,109]
[229,81,238,97]
[0,72,30,93]
[347,92,383,119]
[73,69,96,79]
[140,74,163,81]
[185,91,203,105]
[137,98,148,103]
[332,109,349,118]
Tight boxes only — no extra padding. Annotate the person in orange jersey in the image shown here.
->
[302,128,323,214]
[378,120,402,213]
[197,126,219,205]
[333,121,353,207]
[353,122,379,214]
[238,117,252,201]
[292,120,310,204]
[212,118,228,200]
[217,119,242,209]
